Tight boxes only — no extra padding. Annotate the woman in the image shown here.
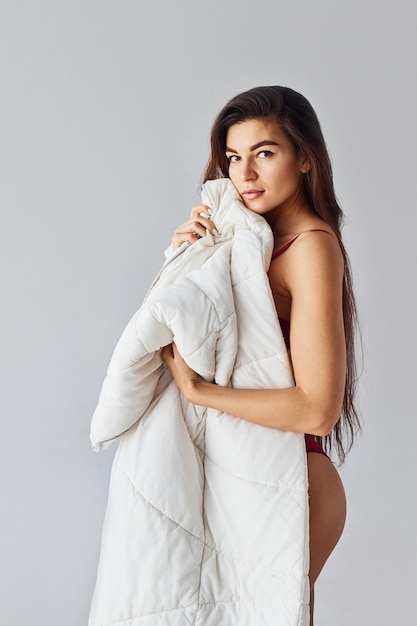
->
[162,85,360,623]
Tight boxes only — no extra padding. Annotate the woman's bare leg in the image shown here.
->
[307,452,347,625]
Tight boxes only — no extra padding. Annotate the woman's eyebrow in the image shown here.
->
[225,140,280,153]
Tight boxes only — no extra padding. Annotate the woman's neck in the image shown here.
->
[265,195,316,240]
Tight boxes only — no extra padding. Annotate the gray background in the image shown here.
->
[1,1,416,624]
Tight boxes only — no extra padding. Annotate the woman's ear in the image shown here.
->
[299,155,310,173]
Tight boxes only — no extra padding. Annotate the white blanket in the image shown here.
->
[89,178,309,625]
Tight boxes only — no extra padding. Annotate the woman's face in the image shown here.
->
[225,118,309,216]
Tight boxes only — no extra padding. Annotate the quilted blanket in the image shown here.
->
[89,178,309,625]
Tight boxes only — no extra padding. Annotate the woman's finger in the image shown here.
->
[190,207,218,233]
[179,218,210,239]
[172,216,218,248]
[190,204,213,219]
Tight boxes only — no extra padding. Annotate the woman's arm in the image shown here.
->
[163,231,346,436]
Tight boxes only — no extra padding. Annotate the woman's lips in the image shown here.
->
[241,189,264,200]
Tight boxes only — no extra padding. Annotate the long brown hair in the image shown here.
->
[203,86,361,463]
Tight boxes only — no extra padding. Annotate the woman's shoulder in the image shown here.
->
[271,219,339,259]
[292,226,340,258]
[270,223,344,293]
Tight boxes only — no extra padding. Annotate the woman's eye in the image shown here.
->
[227,154,240,163]
[258,150,273,158]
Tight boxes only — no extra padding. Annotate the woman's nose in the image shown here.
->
[241,160,257,181]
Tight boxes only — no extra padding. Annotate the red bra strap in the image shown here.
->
[271,229,332,260]
[271,235,301,259]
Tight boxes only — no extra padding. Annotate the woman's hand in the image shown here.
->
[172,205,218,249]
[162,342,206,403]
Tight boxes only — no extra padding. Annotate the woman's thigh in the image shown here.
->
[307,451,347,586]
